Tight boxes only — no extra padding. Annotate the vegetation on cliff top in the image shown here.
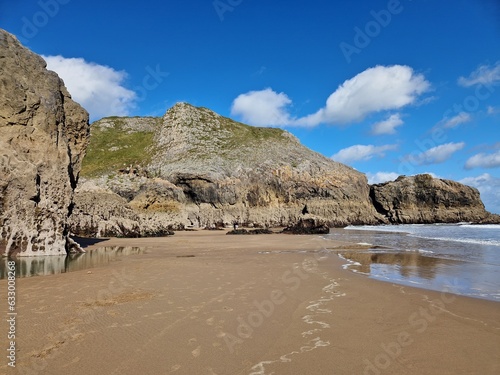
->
[81,117,160,177]
[81,103,301,177]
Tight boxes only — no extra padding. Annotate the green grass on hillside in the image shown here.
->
[80,109,293,176]
[81,118,156,177]
[197,108,288,150]
[211,110,285,141]
[226,119,285,143]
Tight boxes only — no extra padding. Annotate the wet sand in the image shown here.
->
[1,230,499,374]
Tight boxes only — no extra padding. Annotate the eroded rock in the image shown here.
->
[370,174,495,224]
[71,103,383,235]
[282,216,331,235]
[0,29,90,256]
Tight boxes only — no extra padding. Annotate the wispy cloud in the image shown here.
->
[487,106,500,115]
[371,113,404,135]
[331,144,397,164]
[408,142,465,165]
[42,55,137,121]
[458,61,500,87]
[252,66,267,76]
[231,65,430,127]
[439,112,472,129]
[465,149,500,169]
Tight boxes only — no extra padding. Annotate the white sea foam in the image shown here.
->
[342,261,361,270]
[411,235,500,247]
[344,223,500,247]
[249,277,343,374]
[459,224,500,229]
[416,249,434,254]
[302,328,321,337]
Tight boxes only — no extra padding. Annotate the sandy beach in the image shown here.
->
[1,230,499,375]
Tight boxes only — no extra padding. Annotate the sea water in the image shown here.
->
[0,246,144,279]
[327,224,500,301]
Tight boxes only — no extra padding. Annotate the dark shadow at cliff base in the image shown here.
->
[71,236,110,248]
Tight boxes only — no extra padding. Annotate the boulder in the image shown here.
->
[226,228,274,235]
[282,216,330,235]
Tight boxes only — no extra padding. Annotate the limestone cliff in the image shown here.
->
[0,29,90,255]
[71,103,383,235]
[71,105,498,236]
[370,174,496,224]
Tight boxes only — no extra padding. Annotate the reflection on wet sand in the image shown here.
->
[0,247,144,279]
[339,251,460,280]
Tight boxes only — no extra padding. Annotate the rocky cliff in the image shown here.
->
[0,29,90,256]
[370,174,496,224]
[71,103,384,236]
[70,105,498,237]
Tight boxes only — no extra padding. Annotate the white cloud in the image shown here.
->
[465,149,500,169]
[297,65,430,126]
[371,113,404,135]
[366,172,400,184]
[408,142,465,165]
[331,144,397,164]
[42,55,137,121]
[366,171,440,185]
[460,173,500,214]
[231,65,430,127]
[230,88,293,126]
[458,61,500,87]
[439,112,472,129]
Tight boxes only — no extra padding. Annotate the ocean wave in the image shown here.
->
[343,224,500,247]
[344,225,413,233]
[459,224,500,230]
[346,223,500,232]
[410,235,500,247]
[407,248,435,254]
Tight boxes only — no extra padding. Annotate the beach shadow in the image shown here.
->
[71,236,110,249]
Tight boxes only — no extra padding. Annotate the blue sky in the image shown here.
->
[2,0,500,212]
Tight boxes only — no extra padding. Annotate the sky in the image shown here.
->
[1,0,500,213]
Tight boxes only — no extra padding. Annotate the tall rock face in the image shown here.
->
[71,105,497,237]
[149,103,379,227]
[0,29,90,256]
[71,103,383,235]
[370,174,494,224]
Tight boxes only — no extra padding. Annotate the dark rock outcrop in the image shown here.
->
[226,228,274,235]
[370,174,495,224]
[0,29,90,256]
[282,217,330,235]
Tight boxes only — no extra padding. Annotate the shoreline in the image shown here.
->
[1,230,499,374]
